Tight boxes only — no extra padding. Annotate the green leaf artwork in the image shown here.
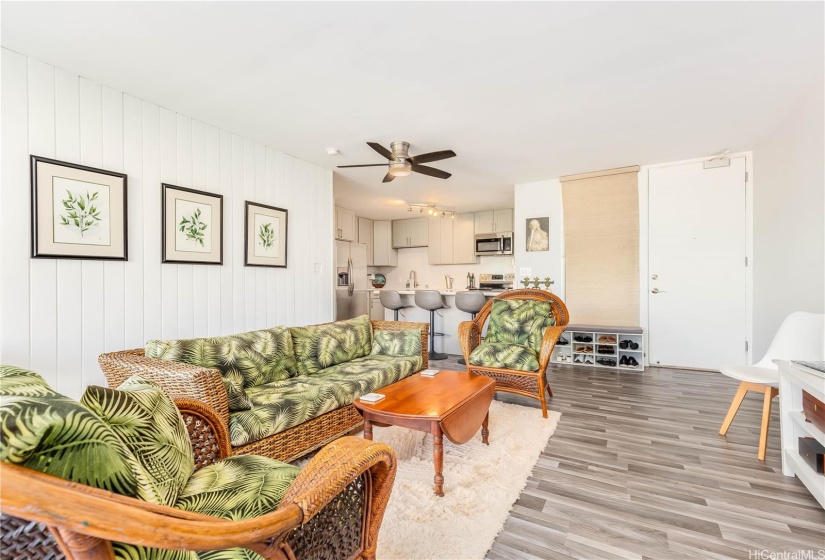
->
[258,222,275,249]
[58,190,102,236]
[178,208,208,247]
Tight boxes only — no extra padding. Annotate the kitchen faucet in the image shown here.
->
[407,270,418,289]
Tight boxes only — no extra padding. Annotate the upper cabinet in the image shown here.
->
[391,217,429,248]
[335,206,356,241]
[357,217,374,266]
[373,221,398,266]
[428,213,478,265]
[474,208,513,234]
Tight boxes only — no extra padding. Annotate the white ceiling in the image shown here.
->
[2,2,822,220]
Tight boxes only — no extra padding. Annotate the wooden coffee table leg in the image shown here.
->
[364,418,373,441]
[482,411,489,445]
[433,426,444,497]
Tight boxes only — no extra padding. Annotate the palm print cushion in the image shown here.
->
[371,329,422,357]
[469,342,540,372]
[229,355,421,447]
[146,327,297,392]
[113,543,264,560]
[290,315,373,375]
[0,366,138,496]
[175,455,299,520]
[81,375,194,506]
[484,299,556,352]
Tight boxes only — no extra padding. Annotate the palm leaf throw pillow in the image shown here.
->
[371,329,423,357]
[0,366,138,496]
[81,375,194,506]
[291,315,373,375]
[485,299,555,352]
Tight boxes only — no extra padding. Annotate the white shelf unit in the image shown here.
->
[552,325,644,371]
[777,361,825,509]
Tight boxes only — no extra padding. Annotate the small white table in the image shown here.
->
[777,360,825,509]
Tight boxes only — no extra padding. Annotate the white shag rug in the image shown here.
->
[369,400,561,560]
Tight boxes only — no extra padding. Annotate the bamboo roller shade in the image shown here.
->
[561,166,640,326]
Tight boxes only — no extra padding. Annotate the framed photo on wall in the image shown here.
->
[162,184,223,264]
[245,201,288,267]
[526,216,550,252]
[31,156,128,260]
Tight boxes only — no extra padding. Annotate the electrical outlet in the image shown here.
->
[314,263,322,274]
[519,267,532,276]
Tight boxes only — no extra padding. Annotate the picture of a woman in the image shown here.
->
[526,218,549,252]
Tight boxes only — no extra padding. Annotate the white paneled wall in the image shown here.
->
[0,49,334,398]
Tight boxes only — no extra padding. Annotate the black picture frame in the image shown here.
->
[31,155,128,260]
[244,201,288,268]
[161,183,223,265]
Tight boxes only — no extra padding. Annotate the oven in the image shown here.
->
[474,232,513,256]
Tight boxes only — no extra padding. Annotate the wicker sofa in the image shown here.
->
[99,316,429,462]
[0,365,396,560]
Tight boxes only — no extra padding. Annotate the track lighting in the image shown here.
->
[404,203,456,218]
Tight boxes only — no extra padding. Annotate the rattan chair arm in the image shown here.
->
[0,463,304,553]
[458,321,481,362]
[371,320,430,371]
[280,436,396,557]
[175,398,232,468]
[538,325,566,371]
[99,350,229,426]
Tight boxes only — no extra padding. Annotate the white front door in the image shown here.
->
[648,157,747,369]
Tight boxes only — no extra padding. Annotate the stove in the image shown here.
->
[478,273,514,291]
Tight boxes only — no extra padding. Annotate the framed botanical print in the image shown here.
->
[244,201,288,267]
[31,155,128,260]
[162,184,223,265]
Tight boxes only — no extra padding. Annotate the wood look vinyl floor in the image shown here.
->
[428,355,825,560]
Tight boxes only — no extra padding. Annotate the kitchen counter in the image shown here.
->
[371,288,504,355]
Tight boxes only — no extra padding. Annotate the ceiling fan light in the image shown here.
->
[388,161,412,177]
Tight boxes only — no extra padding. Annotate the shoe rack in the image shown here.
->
[552,325,644,371]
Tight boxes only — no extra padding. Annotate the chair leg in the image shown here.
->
[719,382,749,435]
[758,387,779,461]
[546,384,553,398]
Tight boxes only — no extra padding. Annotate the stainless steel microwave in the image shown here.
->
[475,232,513,256]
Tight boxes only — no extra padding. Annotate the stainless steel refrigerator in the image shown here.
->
[335,240,370,321]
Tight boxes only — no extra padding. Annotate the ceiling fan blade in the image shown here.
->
[337,164,388,168]
[367,142,396,161]
[382,172,396,183]
[409,150,456,165]
[411,164,451,180]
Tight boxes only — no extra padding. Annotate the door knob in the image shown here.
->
[651,274,658,280]
[651,288,666,293]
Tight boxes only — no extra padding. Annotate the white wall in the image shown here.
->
[753,81,825,357]
[513,179,565,298]
[0,49,334,399]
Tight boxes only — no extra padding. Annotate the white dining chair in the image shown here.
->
[719,311,824,460]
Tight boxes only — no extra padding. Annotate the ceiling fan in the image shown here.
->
[337,141,456,183]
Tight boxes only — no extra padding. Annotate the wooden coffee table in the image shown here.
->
[353,370,496,496]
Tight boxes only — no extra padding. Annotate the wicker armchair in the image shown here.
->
[0,399,397,560]
[99,320,429,463]
[458,290,569,418]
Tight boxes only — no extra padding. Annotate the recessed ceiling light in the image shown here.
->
[326,148,340,156]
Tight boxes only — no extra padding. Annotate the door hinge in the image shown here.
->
[745,340,749,351]
[745,256,748,266]
[745,171,749,183]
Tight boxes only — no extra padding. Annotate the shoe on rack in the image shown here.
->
[585,357,594,364]
[628,357,639,367]
[574,335,593,343]
[557,337,569,345]
[577,345,593,353]
[597,358,617,367]
[574,356,583,364]
[629,341,639,350]
[597,345,615,355]
[619,340,629,349]
[620,355,629,366]
[598,335,618,344]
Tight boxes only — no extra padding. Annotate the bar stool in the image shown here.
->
[378,290,409,321]
[455,290,487,365]
[414,290,449,361]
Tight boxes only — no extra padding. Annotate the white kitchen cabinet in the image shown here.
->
[454,213,478,264]
[369,293,385,321]
[335,206,356,241]
[428,213,477,265]
[474,208,513,234]
[373,221,398,266]
[391,218,429,248]
[358,217,374,266]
